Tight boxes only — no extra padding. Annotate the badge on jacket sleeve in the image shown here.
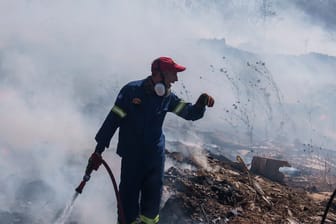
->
[132,98,142,105]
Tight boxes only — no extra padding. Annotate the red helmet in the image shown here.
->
[151,57,186,73]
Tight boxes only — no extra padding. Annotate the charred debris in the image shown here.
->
[160,148,336,224]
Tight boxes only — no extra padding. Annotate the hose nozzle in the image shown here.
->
[75,152,103,194]
[75,180,86,194]
[75,174,91,193]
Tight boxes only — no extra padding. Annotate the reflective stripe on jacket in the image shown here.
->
[95,77,205,157]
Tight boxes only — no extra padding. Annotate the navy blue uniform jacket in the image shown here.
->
[95,77,205,158]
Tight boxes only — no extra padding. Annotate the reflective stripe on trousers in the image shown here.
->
[140,214,159,224]
[117,214,159,224]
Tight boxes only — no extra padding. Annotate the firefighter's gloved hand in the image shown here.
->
[195,93,215,108]
[88,152,103,171]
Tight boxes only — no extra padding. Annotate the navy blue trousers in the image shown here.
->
[118,153,165,223]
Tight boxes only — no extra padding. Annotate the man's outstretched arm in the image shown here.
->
[169,93,214,121]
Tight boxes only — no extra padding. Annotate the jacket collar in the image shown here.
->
[142,76,155,95]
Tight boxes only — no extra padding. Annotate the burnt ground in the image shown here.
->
[1,149,335,224]
[160,150,336,224]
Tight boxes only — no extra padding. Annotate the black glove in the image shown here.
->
[195,93,215,108]
[88,152,103,171]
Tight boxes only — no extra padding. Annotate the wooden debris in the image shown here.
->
[161,150,335,223]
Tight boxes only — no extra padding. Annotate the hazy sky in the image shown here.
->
[0,1,335,223]
[293,0,336,30]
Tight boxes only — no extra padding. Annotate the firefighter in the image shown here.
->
[88,57,214,224]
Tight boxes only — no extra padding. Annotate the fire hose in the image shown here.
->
[321,188,336,224]
[75,159,126,224]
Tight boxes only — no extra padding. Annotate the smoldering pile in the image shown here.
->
[160,150,336,224]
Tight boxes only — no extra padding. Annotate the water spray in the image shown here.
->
[55,157,126,224]
[54,192,79,224]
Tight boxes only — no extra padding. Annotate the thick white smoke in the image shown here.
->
[1,0,336,223]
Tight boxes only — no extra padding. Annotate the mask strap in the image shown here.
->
[154,60,169,97]
[157,61,167,87]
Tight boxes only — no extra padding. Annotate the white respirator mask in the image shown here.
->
[152,60,172,97]
[154,82,166,97]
